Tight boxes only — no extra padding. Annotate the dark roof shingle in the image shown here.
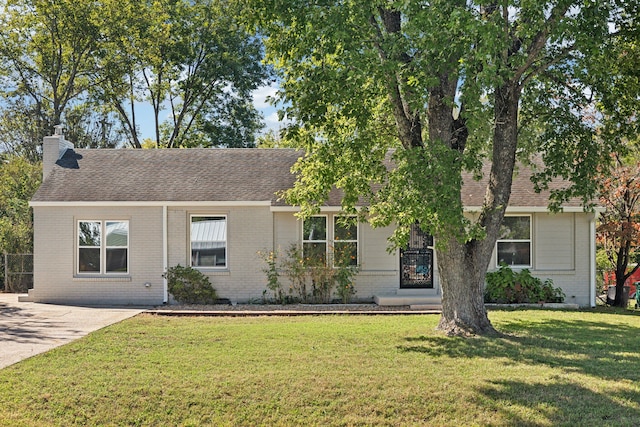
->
[32,147,583,209]
[32,148,301,203]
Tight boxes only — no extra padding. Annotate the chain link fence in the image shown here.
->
[2,253,33,293]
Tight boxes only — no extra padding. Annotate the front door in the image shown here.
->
[400,223,434,289]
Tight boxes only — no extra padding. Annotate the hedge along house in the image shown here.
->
[27,129,599,307]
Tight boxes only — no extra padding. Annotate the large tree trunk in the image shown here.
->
[613,240,632,307]
[371,5,525,336]
[436,82,520,336]
[436,237,497,336]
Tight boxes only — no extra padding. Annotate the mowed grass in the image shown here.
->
[1,310,639,426]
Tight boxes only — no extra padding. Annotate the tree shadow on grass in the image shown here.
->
[398,314,640,425]
[398,316,640,382]
[473,379,640,426]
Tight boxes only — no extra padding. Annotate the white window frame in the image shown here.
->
[496,215,532,268]
[77,220,129,275]
[302,215,360,267]
[190,214,228,269]
[333,215,359,267]
[302,215,328,263]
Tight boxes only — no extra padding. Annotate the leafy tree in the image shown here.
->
[0,0,269,153]
[96,0,269,148]
[0,0,120,153]
[592,8,640,307]
[246,1,622,335]
[0,98,47,162]
[597,151,640,307]
[0,155,41,255]
[256,129,298,148]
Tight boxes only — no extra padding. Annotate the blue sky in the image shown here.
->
[251,82,289,135]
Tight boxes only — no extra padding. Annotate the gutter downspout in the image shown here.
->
[163,205,168,303]
[590,214,597,308]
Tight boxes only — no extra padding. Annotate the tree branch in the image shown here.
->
[368,10,422,149]
[514,3,572,86]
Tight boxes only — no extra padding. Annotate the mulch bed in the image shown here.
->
[146,303,441,316]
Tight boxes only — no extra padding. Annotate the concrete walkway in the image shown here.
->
[0,294,145,370]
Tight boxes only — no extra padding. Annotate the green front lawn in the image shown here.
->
[1,310,639,426]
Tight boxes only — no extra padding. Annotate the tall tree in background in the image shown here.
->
[0,0,121,154]
[591,8,640,306]
[597,151,640,307]
[0,155,41,255]
[593,4,640,307]
[247,1,621,335]
[95,0,269,148]
[0,0,269,153]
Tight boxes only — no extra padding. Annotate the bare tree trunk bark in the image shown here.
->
[436,237,498,336]
[436,81,520,336]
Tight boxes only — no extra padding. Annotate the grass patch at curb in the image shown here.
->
[0,310,639,426]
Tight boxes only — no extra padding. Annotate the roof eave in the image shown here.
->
[463,206,603,213]
[29,200,274,208]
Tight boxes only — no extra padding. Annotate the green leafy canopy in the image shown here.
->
[244,0,623,249]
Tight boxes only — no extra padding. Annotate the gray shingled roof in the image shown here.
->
[461,161,584,209]
[32,148,301,203]
[31,147,583,208]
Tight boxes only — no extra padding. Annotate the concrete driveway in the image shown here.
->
[0,294,145,369]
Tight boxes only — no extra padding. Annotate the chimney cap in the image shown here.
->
[53,125,63,136]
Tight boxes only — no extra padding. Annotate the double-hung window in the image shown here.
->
[333,216,358,266]
[78,220,129,274]
[496,215,531,267]
[191,215,227,268]
[302,216,327,264]
[302,215,358,266]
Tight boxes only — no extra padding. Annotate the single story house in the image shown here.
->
[27,130,598,307]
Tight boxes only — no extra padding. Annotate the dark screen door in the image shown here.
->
[400,223,434,289]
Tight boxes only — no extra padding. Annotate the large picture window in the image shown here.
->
[78,221,129,274]
[191,216,227,268]
[496,216,531,267]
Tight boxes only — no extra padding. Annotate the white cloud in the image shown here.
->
[253,81,294,134]
[261,110,293,135]
[252,83,279,109]
[264,111,283,127]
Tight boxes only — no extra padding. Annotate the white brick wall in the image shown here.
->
[167,206,275,302]
[32,205,594,306]
[32,206,164,305]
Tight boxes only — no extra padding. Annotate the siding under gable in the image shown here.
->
[534,213,575,271]
[273,212,300,250]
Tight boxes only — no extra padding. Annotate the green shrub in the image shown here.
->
[257,249,286,304]
[539,278,566,303]
[163,264,218,304]
[333,245,359,304]
[259,243,360,304]
[281,244,309,303]
[485,263,565,304]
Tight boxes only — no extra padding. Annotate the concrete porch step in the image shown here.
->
[409,304,443,310]
[374,294,441,307]
[17,293,32,302]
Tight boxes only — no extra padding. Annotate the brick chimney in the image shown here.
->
[42,125,74,179]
